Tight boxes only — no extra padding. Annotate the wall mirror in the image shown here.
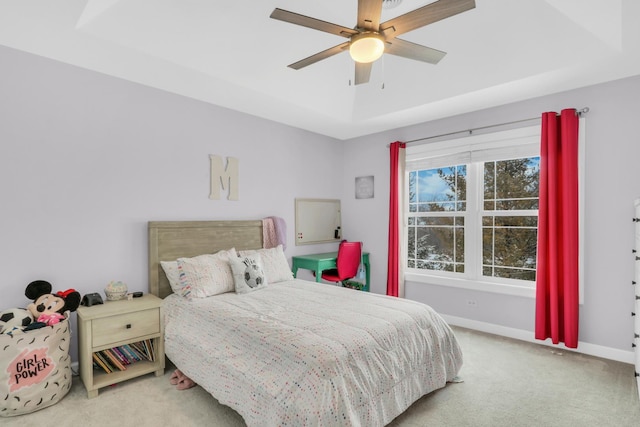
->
[295,198,341,245]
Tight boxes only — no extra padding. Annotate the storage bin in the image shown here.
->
[0,316,72,417]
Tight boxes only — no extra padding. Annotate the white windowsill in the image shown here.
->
[404,272,536,298]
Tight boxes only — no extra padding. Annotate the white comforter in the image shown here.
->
[163,279,462,427]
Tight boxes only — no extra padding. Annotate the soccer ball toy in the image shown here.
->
[0,307,33,335]
[243,258,265,289]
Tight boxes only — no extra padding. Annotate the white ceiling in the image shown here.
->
[1,0,639,140]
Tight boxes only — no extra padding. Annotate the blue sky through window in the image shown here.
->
[417,167,457,202]
[411,158,539,208]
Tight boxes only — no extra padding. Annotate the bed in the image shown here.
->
[148,220,463,426]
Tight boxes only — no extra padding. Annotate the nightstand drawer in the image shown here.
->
[92,308,160,347]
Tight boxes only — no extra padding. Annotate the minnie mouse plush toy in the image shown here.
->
[24,280,81,330]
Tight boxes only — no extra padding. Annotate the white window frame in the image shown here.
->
[404,123,585,300]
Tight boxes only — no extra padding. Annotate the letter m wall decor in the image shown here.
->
[209,155,239,201]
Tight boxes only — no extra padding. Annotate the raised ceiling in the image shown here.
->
[0,0,638,140]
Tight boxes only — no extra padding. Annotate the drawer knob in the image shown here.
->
[126,324,132,329]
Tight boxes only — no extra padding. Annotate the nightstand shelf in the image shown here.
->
[91,359,159,390]
[77,294,165,398]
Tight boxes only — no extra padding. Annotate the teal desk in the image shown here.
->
[292,252,370,292]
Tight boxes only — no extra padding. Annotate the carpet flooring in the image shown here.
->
[3,326,639,426]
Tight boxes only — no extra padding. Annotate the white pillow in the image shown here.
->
[230,254,268,294]
[160,260,182,293]
[175,248,237,299]
[238,245,292,284]
[161,248,237,294]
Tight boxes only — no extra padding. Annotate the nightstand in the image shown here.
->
[77,294,165,398]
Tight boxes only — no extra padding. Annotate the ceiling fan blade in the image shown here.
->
[385,38,446,64]
[354,62,373,85]
[357,0,383,31]
[288,42,350,70]
[380,0,475,38]
[270,8,358,38]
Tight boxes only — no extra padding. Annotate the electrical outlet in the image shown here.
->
[466,299,478,307]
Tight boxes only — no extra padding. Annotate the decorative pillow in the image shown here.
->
[161,248,237,294]
[230,254,268,294]
[160,261,182,293]
[238,245,293,284]
[176,248,237,299]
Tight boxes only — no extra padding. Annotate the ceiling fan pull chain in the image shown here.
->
[380,54,385,90]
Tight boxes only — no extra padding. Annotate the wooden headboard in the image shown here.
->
[148,220,263,298]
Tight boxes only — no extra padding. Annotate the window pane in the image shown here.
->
[419,261,457,272]
[408,165,466,212]
[455,227,464,273]
[484,157,540,211]
[455,165,467,207]
[408,225,416,262]
[417,217,454,226]
[418,201,458,212]
[494,216,538,227]
[483,266,536,281]
[409,171,416,203]
[407,217,464,273]
[482,215,538,281]
[484,162,495,210]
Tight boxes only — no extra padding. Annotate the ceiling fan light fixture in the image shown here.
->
[349,32,385,63]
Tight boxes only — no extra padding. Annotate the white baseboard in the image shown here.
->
[442,314,635,365]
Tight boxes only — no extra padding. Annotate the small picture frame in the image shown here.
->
[355,176,374,199]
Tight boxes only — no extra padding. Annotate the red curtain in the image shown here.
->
[535,109,580,348]
[387,141,406,297]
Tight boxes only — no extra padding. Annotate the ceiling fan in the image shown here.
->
[270,0,476,85]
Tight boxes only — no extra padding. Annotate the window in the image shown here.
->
[408,165,467,273]
[405,126,541,296]
[481,158,539,281]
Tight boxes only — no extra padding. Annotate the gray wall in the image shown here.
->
[0,45,344,361]
[2,42,639,363]
[342,74,640,358]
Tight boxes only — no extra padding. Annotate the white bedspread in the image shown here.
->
[163,279,462,427]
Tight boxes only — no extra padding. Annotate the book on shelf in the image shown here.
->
[92,339,157,374]
[111,347,131,366]
[93,351,116,373]
[103,348,127,371]
[142,339,155,361]
[130,340,155,362]
[121,344,141,362]
[92,352,112,374]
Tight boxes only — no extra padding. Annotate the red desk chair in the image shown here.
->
[320,241,362,285]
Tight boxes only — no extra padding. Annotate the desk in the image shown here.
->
[292,252,370,292]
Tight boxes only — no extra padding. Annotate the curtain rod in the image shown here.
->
[401,107,590,146]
